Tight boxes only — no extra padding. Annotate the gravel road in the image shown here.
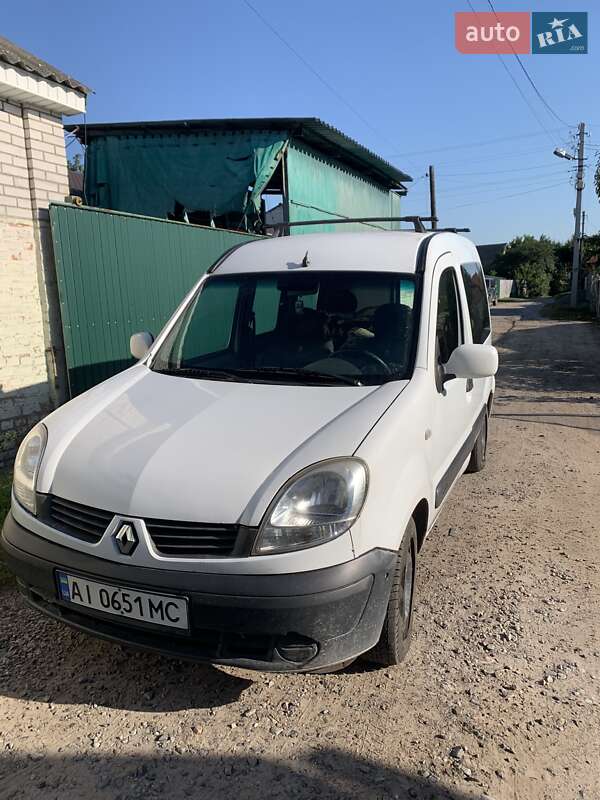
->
[1,299,599,800]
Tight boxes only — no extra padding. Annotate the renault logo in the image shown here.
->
[114,523,138,555]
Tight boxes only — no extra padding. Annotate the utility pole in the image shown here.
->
[570,122,585,307]
[428,165,438,230]
[580,210,586,269]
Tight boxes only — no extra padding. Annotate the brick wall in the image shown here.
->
[0,99,69,467]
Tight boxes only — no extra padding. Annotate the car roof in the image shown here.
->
[216,231,436,275]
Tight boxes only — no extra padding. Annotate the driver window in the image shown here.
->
[436,268,462,365]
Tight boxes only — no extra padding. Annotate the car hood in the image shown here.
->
[39,366,407,525]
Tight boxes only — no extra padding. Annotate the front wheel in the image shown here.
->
[364,519,417,667]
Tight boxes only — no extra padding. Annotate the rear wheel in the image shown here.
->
[365,519,417,667]
[466,410,488,473]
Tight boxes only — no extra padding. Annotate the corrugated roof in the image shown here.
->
[0,35,92,95]
[476,242,507,270]
[67,117,412,188]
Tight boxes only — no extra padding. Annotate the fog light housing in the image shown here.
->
[275,634,319,664]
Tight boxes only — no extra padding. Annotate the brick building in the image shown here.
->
[0,37,90,466]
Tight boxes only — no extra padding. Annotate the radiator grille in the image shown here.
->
[48,496,113,543]
[45,495,239,557]
[145,519,238,558]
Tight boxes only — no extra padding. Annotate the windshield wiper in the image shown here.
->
[153,367,247,382]
[234,367,362,386]
[154,365,363,386]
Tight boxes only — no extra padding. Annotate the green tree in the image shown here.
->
[492,235,556,297]
[582,232,600,274]
[513,261,551,298]
[550,239,572,295]
[67,153,83,172]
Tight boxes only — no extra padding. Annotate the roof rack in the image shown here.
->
[267,216,470,234]
[268,216,433,233]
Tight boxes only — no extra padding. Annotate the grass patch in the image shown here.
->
[0,470,14,587]
[0,470,12,519]
[540,302,597,322]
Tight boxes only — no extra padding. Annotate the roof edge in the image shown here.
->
[66,116,412,187]
[0,35,92,95]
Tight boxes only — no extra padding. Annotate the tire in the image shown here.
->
[364,519,417,667]
[308,658,356,674]
[466,410,488,474]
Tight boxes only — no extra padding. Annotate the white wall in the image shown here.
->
[0,99,71,466]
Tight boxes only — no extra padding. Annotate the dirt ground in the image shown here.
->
[0,299,599,800]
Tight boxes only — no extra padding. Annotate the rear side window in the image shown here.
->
[460,262,491,344]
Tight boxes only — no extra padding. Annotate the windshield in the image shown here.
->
[151,271,417,386]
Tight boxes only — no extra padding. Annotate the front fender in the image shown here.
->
[352,370,434,556]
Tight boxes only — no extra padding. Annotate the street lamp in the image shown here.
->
[553,147,575,161]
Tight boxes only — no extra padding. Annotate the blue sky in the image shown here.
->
[4,1,598,244]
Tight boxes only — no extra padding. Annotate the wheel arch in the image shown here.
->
[412,498,429,552]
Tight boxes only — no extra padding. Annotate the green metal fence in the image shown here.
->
[50,203,260,397]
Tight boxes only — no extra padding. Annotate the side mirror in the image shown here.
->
[443,344,498,384]
[130,331,154,361]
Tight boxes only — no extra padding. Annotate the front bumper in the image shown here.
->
[1,512,395,672]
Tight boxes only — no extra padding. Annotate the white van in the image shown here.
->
[2,230,497,672]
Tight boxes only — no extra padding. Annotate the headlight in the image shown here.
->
[253,458,368,555]
[13,423,47,515]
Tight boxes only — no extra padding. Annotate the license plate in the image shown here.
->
[56,572,189,630]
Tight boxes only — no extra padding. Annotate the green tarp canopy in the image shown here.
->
[84,131,288,223]
[286,144,402,234]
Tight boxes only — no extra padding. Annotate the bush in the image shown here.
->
[493,235,556,297]
[514,260,551,298]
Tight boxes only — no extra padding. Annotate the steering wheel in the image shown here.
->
[336,348,392,375]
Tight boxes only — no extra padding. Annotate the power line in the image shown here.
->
[441,165,572,188]
[436,168,572,194]
[438,170,569,197]
[486,0,574,128]
[438,162,572,178]
[446,180,568,210]
[407,175,568,212]
[427,172,572,203]
[430,143,566,169]
[387,126,567,158]
[492,56,557,147]
[241,0,406,161]
[465,0,556,146]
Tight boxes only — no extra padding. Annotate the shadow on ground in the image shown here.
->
[488,306,529,318]
[493,411,600,433]
[0,595,382,713]
[0,598,255,711]
[0,749,487,800]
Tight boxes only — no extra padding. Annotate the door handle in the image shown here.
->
[466,378,474,392]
